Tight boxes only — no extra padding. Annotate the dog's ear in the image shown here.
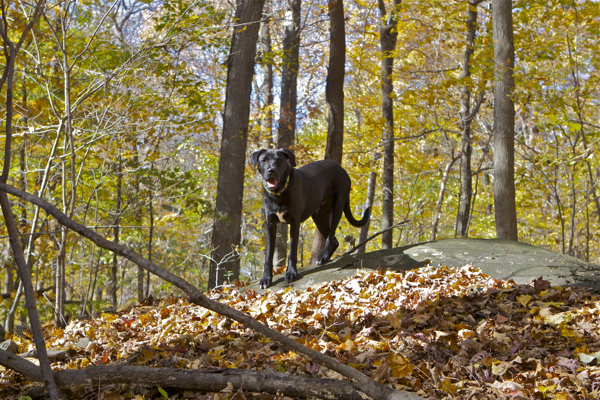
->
[250,149,266,170]
[280,149,296,167]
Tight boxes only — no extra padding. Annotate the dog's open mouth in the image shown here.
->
[265,178,278,188]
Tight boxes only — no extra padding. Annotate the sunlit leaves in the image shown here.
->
[4,266,600,398]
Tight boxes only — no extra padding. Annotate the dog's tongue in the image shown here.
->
[266,178,278,188]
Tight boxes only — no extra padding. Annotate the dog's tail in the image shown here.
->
[344,202,371,227]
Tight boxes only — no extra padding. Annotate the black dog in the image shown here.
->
[250,149,371,289]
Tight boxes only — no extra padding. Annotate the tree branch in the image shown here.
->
[341,219,411,257]
[1,350,374,400]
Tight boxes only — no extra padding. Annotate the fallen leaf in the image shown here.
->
[440,378,457,394]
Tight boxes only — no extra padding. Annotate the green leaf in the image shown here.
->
[158,387,169,399]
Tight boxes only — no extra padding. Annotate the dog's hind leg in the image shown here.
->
[314,201,344,265]
[312,211,331,265]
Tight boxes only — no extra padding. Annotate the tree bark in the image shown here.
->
[324,0,345,164]
[0,352,419,400]
[492,0,518,241]
[261,19,274,145]
[210,0,266,288]
[135,156,144,303]
[110,155,122,308]
[312,0,345,264]
[378,0,401,249]
[278,0,301,149]
[6,119,64,332]
[146,196,153,297]
[456,0,482,238]
[274,0,301,268]
[0,182,420,400]
[432,155,459,241]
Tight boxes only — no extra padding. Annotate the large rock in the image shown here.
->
[247,238,600,292]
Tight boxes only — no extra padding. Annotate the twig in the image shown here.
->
[340,219,411,257]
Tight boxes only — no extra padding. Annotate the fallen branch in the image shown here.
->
[19,349,73,361]
[0,183,421,400]
[0,349,372,399]
[341,219,411,257]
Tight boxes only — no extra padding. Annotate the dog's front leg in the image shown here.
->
[260,217,278,289]
[285,222,300,283]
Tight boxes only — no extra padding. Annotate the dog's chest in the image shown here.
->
[266,203,292,223]
[276,211,290,223]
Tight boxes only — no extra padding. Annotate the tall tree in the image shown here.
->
[456,0,483,238]
[492,0,518,240]
[260,18,274,145]
[274,0,301,268]
[324,0,346,163]
[210,0,266,288]
[311,0,346,263]
[378,0,401,249]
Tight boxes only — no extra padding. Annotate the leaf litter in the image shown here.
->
[2,264,600,399]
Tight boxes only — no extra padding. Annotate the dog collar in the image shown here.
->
[263,175,289,196]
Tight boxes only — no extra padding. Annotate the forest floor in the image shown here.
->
[1,240,600,399]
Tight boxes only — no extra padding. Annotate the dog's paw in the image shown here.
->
[315,256,330,265]
[285,267,298,283]
[259,275,272,289]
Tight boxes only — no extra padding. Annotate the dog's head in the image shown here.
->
[250,149,296,192]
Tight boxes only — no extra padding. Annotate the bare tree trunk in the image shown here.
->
[5,132,30,332]
[456,0,482,238]
[278,0,301,148]
[492,0,518,241]
[137,255,144,303]
[311,0,345,263]
[111,156,122,309]
[135,158,144,303]
[55,8,79,326]
[260,19,274,146]
[56,156,67,325]
[56,232,66,325]
[81,244,96,317]
[324,0,345,164]
[568,164,576,256]
[432,155,458,241]
[378,0,401,249]
[5,121,62,333]
[357,172,376,254]
[210,0,266,288]
[146,196,153,297]
[274,0,301,268]
[468,131,493,232]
